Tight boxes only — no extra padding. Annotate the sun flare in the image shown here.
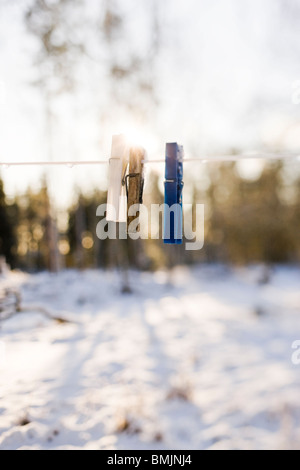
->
[118,124,159,156]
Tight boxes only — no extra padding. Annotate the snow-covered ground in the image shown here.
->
[0,265,300,450]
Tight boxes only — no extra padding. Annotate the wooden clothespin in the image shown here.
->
[126,147,145,234]
[164,143,184,244]
[106,135,129,223]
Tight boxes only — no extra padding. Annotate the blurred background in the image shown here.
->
[1,0,300,451]
[1,0,300,271]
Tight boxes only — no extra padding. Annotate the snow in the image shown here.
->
[1,265,300,450]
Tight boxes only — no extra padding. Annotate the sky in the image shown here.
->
[1,0,300,207]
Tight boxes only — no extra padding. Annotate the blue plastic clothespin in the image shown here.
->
[163,143,184,244]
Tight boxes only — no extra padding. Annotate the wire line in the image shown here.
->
[0,152,299,167]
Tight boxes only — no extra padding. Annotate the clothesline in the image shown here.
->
[0,152,300,167]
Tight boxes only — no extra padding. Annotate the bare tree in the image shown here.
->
[24,0,85,272]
